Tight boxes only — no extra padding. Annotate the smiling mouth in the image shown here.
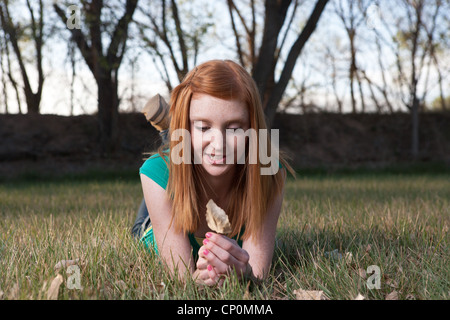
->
[206,153,226,164]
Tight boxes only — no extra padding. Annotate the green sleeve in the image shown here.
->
[139,153,170,190]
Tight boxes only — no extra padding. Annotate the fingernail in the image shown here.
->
[205,232,212,238]
[203,239,209,245]
[207,265,212,271]
[203,249,209,255]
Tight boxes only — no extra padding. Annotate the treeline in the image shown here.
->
[0,0,448,158]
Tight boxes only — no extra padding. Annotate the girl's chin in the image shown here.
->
[202,163,232,176]
[200,155,234,176]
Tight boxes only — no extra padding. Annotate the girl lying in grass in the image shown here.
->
[132,60,295,286]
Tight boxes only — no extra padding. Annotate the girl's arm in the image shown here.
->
[140,174,195,279]
[242,181,284,280]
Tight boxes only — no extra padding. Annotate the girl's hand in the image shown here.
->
[194,255,223,286]
[198,232,251,280]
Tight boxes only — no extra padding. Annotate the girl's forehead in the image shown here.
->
[189,95,249,122]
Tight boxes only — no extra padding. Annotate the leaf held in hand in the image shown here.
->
[206,199,232,234]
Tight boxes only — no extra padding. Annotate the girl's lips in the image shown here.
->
[205,154,226,165]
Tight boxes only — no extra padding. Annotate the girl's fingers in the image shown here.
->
[206,242,243,274]
[194,265,219,286]
[205,232,249,263]
[196,254,208,270]
[207,264,219,283]
[202,233,249,276]
[195,250,223,286]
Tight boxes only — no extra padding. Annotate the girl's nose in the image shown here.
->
[210,134,225,152]
[206,128,226,153]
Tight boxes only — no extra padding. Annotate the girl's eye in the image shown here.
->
[227,127,242,132]
[197,126,210,132]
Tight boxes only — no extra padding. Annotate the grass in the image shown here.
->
[0,171,449,300]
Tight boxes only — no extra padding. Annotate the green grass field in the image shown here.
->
[0,171,448,300]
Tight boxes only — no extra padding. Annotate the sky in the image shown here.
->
[1,0,447,116]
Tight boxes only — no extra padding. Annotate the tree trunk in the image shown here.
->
[0,1,44,114]
[411,96,419,159]
[349,29,357,113]
[25,91,42,114]
[97,70,119,154]
[264,0,329,127]
[54,0,138,155]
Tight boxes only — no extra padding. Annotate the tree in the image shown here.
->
[334,0,371,113]
[53,0,139,154]
[393,0,446,158]
[136,0,214,92]
[227,0,329,127]
[0,0,45,114]
[374,0,448,158]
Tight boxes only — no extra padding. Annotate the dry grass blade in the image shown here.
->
[385,290,399,300]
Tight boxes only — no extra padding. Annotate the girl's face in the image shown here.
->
[189,94,250,178]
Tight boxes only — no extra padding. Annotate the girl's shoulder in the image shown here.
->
[139,150,170,190]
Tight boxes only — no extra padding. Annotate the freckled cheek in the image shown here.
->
[191,132,205,154]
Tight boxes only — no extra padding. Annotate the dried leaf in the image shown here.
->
[385,278,398,288]
[357,268,367,278]
[385,290,399,300]
[8,283,19,300]
[54,258,80,270]
[206,199,232,234]
[294,289,329,300]
[344,252,353,263]
[47,274,63,300]
[354,293,365,300]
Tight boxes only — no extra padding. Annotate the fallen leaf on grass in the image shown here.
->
[385,278,398,289]
[8,283,19,300]
[47,274,63,300]
[385,290,398,300]
[357,268,367,278]
[54,258,80,270]
[353,293,365,300]
[344,252,353,263]
[294,289,329,300]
